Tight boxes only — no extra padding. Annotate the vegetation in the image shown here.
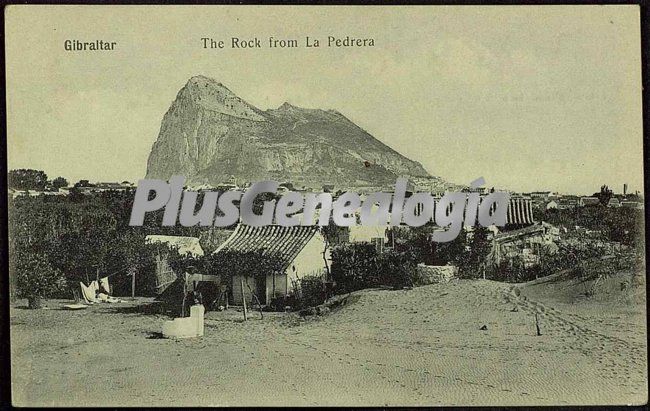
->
[12,252,65,308]
[594,184,613,206]
[541,206,644,251]
[390,224,492,279]
[8,169,645,306]
[8,187,208,301]
[292,276,327,309]
[51,176,69,189]
[330,243,418,293]
[8,168,70,192]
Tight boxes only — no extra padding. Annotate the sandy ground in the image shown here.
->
[10,274,647,406]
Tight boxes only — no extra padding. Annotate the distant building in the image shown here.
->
[527,191,554,200]
[95,182,134,191]
[487,222,559,268]
[607,198,621,208]
[579,197,601,207]
[546,200,558,210]
[146,235,205,257]
[621,201,644,210]
[213,182,239,192]
[557,197,579,210]
[349,225,388,252]
[187,183,215,191]
[7,189,21,199]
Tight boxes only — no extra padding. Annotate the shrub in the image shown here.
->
[292,276,326,309]
[331,243,380,293]
[331,243,418,293]
[377,250,418,289]
[488,258,543,283]
[13,251,65,308]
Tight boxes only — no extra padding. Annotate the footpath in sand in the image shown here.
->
[10,275,647,406]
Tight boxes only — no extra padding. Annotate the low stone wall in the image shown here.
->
[415,264,458,285]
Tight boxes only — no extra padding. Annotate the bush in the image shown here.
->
[377,250,418,289]
[331,243,380,293]
[331,243,418,293]
[488,258,543,283]
[292,276,326,309]
[14,252,65,308]
[541,206,644,248]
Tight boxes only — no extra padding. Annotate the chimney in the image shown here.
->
[624,183,627,196]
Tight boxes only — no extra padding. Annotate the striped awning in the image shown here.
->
[506,198,535,226]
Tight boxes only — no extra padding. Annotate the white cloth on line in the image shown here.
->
[79,282,97,304]
[99,277,110,294]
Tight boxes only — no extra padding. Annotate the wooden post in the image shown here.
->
[181,277,187,318]
[241,278,248,321]
[535,313,541,336]
[131,269,136,299]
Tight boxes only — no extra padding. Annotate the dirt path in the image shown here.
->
[10,279,647,406]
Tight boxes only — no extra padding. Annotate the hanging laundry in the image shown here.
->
[90,280,99,296]
[79,282,97,304]
[99,277,110,294]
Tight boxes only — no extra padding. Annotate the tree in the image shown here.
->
[433,228,467,266]
[330,243,417,293]
[594,184,613,206]
[465,226,492,276]
[8,169,49,191]
[74,179,95,188]
[51,176,69,189]
[331,243,380,293]
[377,249,417,289]
[392,225,437,265]
[13,251,64,308]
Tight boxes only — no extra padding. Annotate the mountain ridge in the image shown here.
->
[146,76,448,191]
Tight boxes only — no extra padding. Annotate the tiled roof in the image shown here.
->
[214,225,321,270]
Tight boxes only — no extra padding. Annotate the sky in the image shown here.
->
[5,5,644,195]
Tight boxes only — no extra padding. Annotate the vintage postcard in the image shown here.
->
[4,5,646,406]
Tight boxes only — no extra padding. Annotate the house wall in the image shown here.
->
[286,233,331,292]
[231,275,258,305]
[349,225,387,243]
[264,273,288,305]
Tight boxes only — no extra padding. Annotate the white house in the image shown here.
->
[145,235,204,257]
[214,224,331,305]
[546,200,558,210]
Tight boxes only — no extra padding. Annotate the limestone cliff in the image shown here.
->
[146,75,445,191]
